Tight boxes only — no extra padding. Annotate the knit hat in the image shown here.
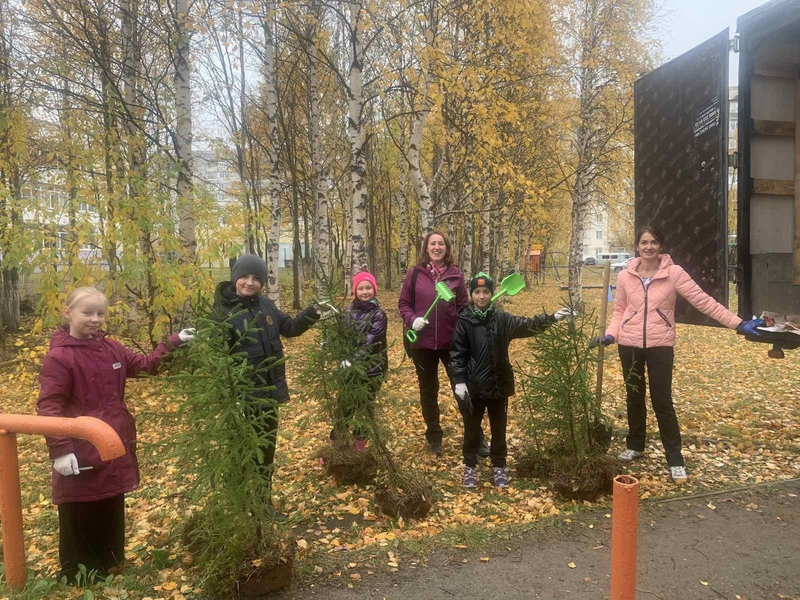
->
[469,272,494,294]
[352,271,378,296]
[231,254,268,286]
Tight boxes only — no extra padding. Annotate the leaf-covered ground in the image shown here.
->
[1,275,798,598]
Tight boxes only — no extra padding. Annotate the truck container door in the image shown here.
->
[634,30,730,326]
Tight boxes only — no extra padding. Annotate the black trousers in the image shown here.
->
[409,348,484,446]
[58,494,125,581]
[247,402,279,487]
[460,396,508,468]
[618,345,684,467]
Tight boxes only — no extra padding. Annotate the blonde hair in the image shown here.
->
[64,287,109,313]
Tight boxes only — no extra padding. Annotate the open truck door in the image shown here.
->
[634,30,731,327]
[735,0,800,355]
[635,2,800,355]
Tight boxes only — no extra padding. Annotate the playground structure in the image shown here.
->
[0,415,125,589]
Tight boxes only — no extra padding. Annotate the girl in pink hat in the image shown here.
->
[331,271,388,449]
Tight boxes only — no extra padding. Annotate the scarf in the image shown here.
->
[427,261,446,283]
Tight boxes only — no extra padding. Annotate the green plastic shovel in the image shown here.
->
[405,281,456,343]
[491,272,526,302]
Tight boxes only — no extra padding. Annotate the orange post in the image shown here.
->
[0,415,125,589]
[610,474,639,600]
[0,433,24,588]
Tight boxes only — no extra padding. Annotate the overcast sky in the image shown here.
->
[658,0,773,83]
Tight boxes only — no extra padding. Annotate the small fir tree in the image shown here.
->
[518,302,618,500]
[302,297,432,518]
[167,296,293,595]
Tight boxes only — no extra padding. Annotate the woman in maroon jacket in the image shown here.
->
[398,231,486,457]
[37,287,193,581]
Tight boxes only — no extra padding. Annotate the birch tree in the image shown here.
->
[345,1,368,279]
[175,0,195,259]
[261,0,281,305]
[560,0,657,306]
[309,0,331,296]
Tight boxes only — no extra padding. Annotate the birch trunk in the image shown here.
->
[409,106,433,233]
[501,212,510,275]
[567,56,597,309]
[310,0,330,296]
[481,196,491,272]
[347,1,368,278]
[175,0,195,259]
[263,2,281,306]
[462,210,473,276]
[568,161,590,308]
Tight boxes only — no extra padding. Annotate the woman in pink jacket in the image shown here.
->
[37,287,194,581]
[601,226,762,482]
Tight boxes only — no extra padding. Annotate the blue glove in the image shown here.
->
[590,335,615,348]
[736,318,765,335]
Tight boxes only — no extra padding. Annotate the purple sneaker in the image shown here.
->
[462,466,478,490]
[492,467,509,488]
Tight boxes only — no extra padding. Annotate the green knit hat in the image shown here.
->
[469,272,494,294]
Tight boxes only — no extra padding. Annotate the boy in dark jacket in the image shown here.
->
[450,273,572,489]
[332,271,388,449]
[214,254,321,487]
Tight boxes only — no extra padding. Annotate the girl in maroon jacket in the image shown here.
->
[398,230,487,458]
[37,287,194,581]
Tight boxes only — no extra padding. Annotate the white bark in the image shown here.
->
[501,209,510,274]
[263,2,281,306]
[175,0,195,259]
[310,0,330,297]
[347,1,368,278]
[462,210,473,276]
[409,107,433,232]
[481,196,491,272]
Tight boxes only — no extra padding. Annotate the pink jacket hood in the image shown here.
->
[606,254,741,348]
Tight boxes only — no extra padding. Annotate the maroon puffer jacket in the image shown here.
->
[398,265,468,350]
[37,327,182,504]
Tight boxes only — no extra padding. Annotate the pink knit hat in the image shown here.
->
[352,271,378,296]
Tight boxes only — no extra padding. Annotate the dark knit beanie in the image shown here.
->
[231,254,268,286]
[469,272,494,294]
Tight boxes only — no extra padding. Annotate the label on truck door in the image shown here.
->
[634,29,730,326]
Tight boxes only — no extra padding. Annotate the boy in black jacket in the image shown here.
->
[450,273,572,489]
[214,255,323,489]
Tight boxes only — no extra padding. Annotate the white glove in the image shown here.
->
[178,328,196,343]
[339,359,352,369]
[53,453,80,476]
[314,300,339,320]
[412,317,428,331]
[553,307,575,322]
[454,383,469,400]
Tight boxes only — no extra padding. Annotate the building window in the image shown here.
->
[596,231,603,240]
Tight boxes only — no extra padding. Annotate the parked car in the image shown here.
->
[611,257,633,272]
[583,256,597,265]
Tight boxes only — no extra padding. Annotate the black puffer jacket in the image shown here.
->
[214,281,319,403]
[450,306,555,400]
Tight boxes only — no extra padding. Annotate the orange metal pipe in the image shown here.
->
[610,474,639,600]
[0,416,125,461]
[0,434,25,589]
[0,415,125,589]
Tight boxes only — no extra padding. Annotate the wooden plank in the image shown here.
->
[753,178,795,195]
[754,64,800,79]
[752,119,796,137]
[793,79,800,285]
